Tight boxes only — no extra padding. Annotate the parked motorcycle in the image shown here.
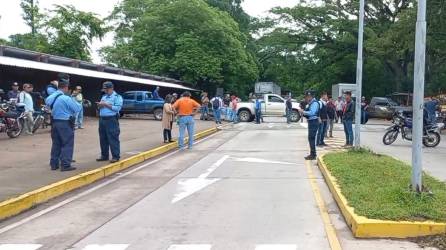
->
[0,102,24,138]
[32,105,51,133]
[383,111,441,147]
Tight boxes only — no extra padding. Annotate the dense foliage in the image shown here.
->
[2,0,445,97]
[102,0,258,94]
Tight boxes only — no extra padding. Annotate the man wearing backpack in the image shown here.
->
[210,95,223,124]
[317,92,329,147]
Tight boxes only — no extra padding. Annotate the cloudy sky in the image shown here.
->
[0,0,297,63]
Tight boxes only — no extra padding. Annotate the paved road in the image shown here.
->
[0,121,428,250]
[0,116,215,202]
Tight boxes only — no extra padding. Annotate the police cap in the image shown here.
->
[304,90,316,97]
[103,81,114,89]
[58,79,70,88]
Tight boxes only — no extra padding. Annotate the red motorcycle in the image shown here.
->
[0,102,24,138]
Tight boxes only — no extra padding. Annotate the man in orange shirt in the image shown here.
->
[172,91,201,149]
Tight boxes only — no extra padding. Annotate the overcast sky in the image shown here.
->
[0,0,297,63]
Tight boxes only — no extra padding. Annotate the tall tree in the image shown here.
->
[20,0,43,35]
[103,0,258,95]
[44,5,108,61]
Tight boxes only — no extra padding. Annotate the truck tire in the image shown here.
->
[154,108,163,121]
[238,110,252,122]
[290,110,300,122]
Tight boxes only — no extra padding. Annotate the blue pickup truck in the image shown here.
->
[120,91,164,120]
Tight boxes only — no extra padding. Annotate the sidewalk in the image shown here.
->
[0,116,216,202]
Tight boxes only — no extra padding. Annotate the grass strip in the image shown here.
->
[323,149,446,222]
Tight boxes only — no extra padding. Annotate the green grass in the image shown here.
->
[323,149,446,222]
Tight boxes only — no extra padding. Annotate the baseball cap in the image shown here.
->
[12,82,19,87]
[58,79,70,88]
[304,90,315,97]
[103,81,114,89]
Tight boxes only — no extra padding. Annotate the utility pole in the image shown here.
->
[354,0,365,149]
[412,0,427,192]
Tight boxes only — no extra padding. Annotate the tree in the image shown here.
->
[44,5,108,61]
[103,0,258,94]
[20,0,43,35]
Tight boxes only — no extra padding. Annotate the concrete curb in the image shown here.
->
[0,127,219,221]
[317,155,446,238]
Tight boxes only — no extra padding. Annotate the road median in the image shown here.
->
[0,127,219,221]
[318,150,446,238]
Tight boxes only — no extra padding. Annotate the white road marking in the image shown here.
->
[172,155,229,204]
[255,244,297,250]
[300,123,308,128]
[0,245,42,250]
[82,244,129,250]
[0,132,221,235]
[167,244,212,250]
[231,157,295,165]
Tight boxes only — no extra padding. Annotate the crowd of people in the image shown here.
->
[299,90,356,160]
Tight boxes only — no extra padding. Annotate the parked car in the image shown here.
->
[120,91,164,120]
[367,97,411,119]
[237,94,301,122]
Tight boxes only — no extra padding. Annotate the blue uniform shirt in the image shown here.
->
[47,85,57,96]
[304,98,320,120]
[45,90,81,120]
[99,91,123,117]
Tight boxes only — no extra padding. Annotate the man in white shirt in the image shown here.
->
[19,83,35,135]
[210,95,223,124]
[335,96,345,123]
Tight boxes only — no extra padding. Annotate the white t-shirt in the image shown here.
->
[19,91,34,112]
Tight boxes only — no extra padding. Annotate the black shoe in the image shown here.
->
[61,167,77,172]
[304,155,317,160]
[96,158,108,162]
[110,158,120,163]
[320,143,328,147]
[51,166,59,171]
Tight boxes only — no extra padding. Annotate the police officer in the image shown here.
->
[96,81,123,163]
[299,91,321,160]
[45,79,81,171]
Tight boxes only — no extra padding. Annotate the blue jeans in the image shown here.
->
[179,115,195,149]
[286,108,292,123]
[50,120,74,169]
[308,119,320,156]
[99,117,121,159]
[200,106,209,120]
[231,110,238,123]
[343,120,354,145]
[75,106,83,128]
[317,120,328,145]
[255,109,261,123]
[213,108,221,123]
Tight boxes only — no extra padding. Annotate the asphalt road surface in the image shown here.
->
[0,119,433,250]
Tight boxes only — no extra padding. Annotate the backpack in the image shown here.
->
[212,98,221,109]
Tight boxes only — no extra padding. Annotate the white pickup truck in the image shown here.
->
[236,94,301,122]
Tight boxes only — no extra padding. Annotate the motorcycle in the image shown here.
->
[383,111,441,147]
[0,102,24,138]
[32,105,51,133]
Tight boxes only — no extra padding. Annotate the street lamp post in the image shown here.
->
[412,0,427,192]
[354,0,365,149]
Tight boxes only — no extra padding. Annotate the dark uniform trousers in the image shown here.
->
[50,120,74,168]
[308,119,320,157]
[99,116,120,160]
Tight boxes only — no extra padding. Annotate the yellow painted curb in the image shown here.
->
[0,127,219,221]
[317,155,446,238]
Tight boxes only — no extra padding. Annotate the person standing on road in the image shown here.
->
[172,91,201,150]
[326,98,336,138]
[335,96,344,123]
[18,83,35,135]
[342,91,355,147]
[72,86,84,129]
[96,82,123,163]
[210,95,223,125]
[361,96,369,124]
[162,95,175,143]
[230,95,239,123]
[153,86,161,100]
[45,79,81,171]
[299,91,320,160]
[255,95,262,124]
[7,82,20,101]
[286,96,293,124]
[317,92,328,147]
[424,97,440,125]
[200,92,210,120]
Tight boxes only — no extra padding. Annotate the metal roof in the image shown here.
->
[0,56,194,90]
[0,46,194,90]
